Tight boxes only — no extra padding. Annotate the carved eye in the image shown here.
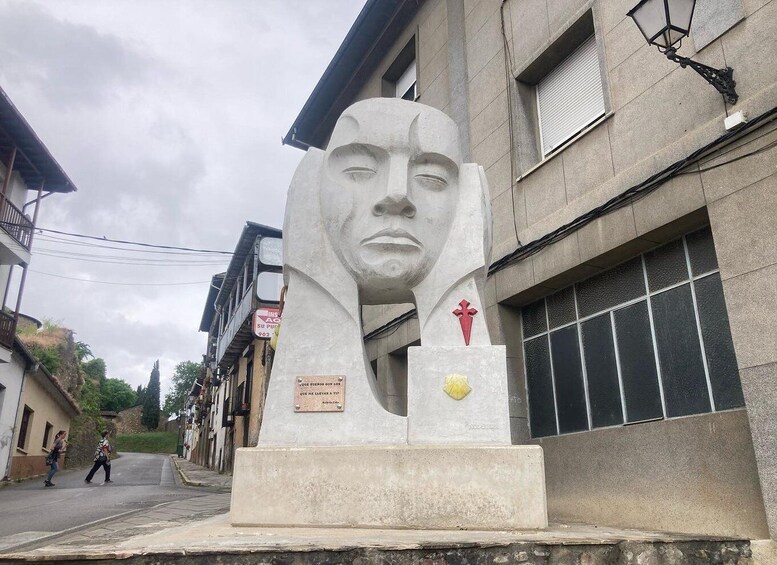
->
[343,166,377,182]
[414,172,448,190]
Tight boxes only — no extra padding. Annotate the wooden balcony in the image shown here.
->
[0,310,16,349]
[0,192,33,250]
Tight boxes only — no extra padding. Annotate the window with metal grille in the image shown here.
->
[537,34,605,156]
[521,227,745,438]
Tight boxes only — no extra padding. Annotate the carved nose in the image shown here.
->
[373,193,416,218]
[373,157,416,218]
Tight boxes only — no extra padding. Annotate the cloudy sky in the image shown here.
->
[0,0,365,396]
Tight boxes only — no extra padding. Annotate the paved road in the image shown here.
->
[0,452,208,550]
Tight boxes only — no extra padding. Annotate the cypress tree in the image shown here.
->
[141,360,161,430]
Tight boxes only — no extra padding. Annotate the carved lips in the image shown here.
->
[361,228,422,251]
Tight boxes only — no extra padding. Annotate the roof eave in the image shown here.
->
[283,0,420,151]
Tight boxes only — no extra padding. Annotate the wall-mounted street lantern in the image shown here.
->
[627,0,738,104]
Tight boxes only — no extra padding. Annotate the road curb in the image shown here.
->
[169,455,206,487]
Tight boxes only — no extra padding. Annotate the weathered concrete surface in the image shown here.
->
[230,445,547,530]
[1,512,753,564]
[407,345,511,444]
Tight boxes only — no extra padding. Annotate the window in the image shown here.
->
[522,227,744,438]
[382,37,417,101]
[17,405,33,449]
[245,359,253,405]
[222,396,231,427]
[42,422,53,449]
[512,11,609,170]
[395,59,417,100]
[536,34,605,156]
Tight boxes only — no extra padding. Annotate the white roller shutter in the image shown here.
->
[537,35,605,156]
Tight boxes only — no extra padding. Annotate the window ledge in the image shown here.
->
[515,112,614,184]
[42,447,50,453]
[15,447,27,455]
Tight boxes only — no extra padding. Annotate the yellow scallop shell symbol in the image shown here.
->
[443,373,472,400]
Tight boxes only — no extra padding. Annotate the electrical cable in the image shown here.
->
[34,234,228,256]
[32,250,230,267]
[488,104,777,276]
[500,0,522,246]
[35,227,234,254]
[29,269,213,286]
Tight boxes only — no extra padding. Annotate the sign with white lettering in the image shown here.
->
[252,308,281,339]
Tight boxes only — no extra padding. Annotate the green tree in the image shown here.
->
[162,361,201,416]
[74,341,93,362]
[141,360,161,430]
[135,385,145,406]
[79,377,101,415]
[83,358,107,385]
[100,378,138,412]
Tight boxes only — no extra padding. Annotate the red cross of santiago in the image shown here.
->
[453,299,478,346]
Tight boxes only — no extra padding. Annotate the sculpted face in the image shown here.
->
[320,99,461,300]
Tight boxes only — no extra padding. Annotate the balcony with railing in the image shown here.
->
[0,310,15,349]
[0,192,33,251]
[215,282,254,367]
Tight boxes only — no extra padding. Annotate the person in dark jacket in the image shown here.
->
[44,430,67,487]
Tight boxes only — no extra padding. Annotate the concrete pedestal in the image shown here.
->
[230,445,547,530]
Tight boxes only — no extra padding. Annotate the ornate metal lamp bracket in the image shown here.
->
[664,47,738,105]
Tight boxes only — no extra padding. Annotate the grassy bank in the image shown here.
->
[115,431,178,454]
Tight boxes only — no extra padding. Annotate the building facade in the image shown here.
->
[0,86,76,480]
[0,86,76,360]
[191,222,282,473]
[284,0,777,539]
[7,339,79,480]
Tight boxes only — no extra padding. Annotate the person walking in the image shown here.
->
[44,430,67,487]
[84,430,112,484]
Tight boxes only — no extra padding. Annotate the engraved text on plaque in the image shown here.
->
[294,375,346,412]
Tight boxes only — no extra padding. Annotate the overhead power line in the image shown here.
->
[35,234,227,256]
[33,249,231,267]
[29,269,213,286]
[36,227,234,255]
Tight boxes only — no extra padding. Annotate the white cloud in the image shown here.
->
[0,0,365,393]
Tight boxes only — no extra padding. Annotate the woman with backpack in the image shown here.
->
[44,430,67,487]
[84,430,112,484]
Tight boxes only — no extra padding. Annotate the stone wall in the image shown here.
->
[114,406,171,434]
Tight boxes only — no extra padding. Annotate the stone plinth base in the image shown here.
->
[230,445,547,530]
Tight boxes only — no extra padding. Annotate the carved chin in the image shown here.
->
[350,250,430,287]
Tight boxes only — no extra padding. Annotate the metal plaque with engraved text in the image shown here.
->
[294,375,345,412]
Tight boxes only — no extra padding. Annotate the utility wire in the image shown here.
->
[33,250,230,267]
[35,234,228,256]
[29,269,213,286]
[35,227,234,254]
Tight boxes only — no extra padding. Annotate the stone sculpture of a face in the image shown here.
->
[320,99,462,302]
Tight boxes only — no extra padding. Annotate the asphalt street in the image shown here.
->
[0,452,207,550]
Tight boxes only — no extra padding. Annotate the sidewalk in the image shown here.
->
[169,455,233,489]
